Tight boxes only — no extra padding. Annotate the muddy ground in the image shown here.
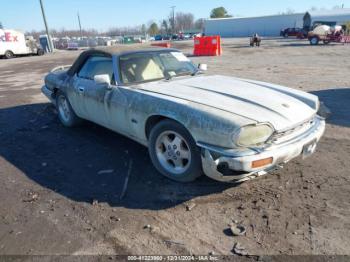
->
[0,38,349,258]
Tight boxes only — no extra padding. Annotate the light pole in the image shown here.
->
[171,6,176,35]
[77,12,83,38]
[39,0,53,52]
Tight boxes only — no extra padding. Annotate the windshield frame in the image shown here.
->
[116,50,198,86]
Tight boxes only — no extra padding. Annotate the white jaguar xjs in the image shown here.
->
[42,47,325,183]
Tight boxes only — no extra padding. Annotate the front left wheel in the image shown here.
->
[56,91,82,127]
[148,120,202,182]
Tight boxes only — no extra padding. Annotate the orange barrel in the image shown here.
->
[151,42,171,48]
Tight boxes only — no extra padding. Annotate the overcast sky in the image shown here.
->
[1,0,349,31]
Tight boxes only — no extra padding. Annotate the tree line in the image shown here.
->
[1,7,231,37]
[22,6,231,38]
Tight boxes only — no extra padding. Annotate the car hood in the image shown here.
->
[138,75,318,131]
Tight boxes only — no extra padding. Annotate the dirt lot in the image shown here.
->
[0,38,349,258]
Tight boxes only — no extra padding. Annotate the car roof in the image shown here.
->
[91,45,179,56]
[67,45,180,76]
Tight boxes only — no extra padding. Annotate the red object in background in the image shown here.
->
[151,42,171,48]
[193,36,222,56]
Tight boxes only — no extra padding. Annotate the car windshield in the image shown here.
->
[119,51,197,84]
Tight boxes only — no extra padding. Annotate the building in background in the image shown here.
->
[304,9,350,29]
[205,9,350,37]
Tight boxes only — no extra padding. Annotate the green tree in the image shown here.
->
[210,7,232,18]
[148,22,159,35]
[346,21,350,35]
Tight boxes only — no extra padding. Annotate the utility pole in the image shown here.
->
[171,6,176,35]
[77,12,83,38]
[39,0,53,52]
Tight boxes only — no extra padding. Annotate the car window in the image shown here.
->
[120,53,164,84]
[119,51,197,84]
[78,56,114,83]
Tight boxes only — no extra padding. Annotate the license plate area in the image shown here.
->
[302,139,317,159]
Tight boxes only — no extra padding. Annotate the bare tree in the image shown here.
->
[175,12,194,32]
[107,25,143,37]
[285,8,296,14]
[194,18,205,31]
[277,8,296,15]
[160,19,170,35]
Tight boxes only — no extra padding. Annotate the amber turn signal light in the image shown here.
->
[251,157,273,168]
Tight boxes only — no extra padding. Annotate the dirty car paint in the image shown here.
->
[42,49,325,182]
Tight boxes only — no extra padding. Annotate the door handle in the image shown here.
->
[78,86,85,92]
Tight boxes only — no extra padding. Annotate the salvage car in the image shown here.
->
[42,47,325,183]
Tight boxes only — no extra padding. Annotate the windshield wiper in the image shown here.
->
[164,70,199,80]
[191,69,202,76]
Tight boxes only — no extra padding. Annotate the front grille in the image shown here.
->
[269,117,315,144]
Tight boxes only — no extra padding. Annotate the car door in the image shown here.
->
[72,56,114,125]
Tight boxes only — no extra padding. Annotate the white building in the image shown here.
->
[304,9,350,29]
[204,9,350,37]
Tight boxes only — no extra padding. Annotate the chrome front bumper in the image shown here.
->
[200,116,326,183]
[41,85,56,105]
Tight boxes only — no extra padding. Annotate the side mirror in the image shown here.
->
[198,63,208,71]
[94,74,111,88]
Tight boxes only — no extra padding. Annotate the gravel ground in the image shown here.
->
[0,38,349,258]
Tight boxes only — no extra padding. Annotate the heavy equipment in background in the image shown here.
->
[308,25,350,45]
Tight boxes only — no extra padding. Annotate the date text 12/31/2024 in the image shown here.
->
[127,255,219,261]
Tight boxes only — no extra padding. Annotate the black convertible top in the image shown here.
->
[67,45,179,76]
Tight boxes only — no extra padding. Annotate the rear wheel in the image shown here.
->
[148,120,202,182]
[37,49,45,56]
[4,50,14,59]
[310,37,319,45]
[56,91,82,127]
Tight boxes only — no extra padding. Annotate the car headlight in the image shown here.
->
[234,124,274,147]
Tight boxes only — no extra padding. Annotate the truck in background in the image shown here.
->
[0,29,44,59]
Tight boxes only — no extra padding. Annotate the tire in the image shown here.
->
[148,120,202,182]
[323,40,330,45]
[310,37,319,45]
[4,50,14,59]
[56,91,82,127]
[37,49,45,56]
